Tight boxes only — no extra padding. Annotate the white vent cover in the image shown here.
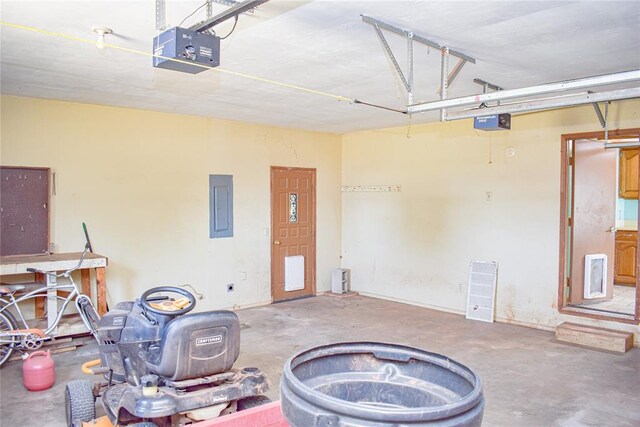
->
[285,255,305,291]
[584,254,607,299]
[466,260,498,323]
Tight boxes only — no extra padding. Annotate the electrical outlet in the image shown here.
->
[485,191,493,202]
[227,283,234,293]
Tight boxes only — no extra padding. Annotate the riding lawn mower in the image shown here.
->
[66,286,270,427]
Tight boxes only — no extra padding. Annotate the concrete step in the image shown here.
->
[556,322,634,353]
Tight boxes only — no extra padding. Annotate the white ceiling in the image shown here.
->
[1,0,639,133]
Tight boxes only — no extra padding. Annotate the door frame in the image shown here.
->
[558,128,640,324]
[270,166,317,302]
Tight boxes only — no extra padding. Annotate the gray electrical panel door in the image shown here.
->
[209,175,233,238]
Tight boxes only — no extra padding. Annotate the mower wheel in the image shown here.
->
[65,380,96,427]
[237,395,272,411]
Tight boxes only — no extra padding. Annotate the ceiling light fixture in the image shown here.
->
[91,26,112,49]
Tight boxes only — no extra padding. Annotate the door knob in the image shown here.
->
[274,240,281,245]
[609,226,616,233]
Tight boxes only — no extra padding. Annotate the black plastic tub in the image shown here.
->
[280,342,484,426]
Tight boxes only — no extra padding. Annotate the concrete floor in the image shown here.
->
[1,294,639,427]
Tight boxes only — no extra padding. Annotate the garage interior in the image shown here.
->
[1,1,640,426]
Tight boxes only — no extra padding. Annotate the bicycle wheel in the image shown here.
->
[0,309,17,367]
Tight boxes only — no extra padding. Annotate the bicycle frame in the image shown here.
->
[0,271,99,345]
[0,280,81,338]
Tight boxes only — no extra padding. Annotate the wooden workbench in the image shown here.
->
[0,252,109,333]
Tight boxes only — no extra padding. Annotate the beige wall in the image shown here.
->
[3,94,640,340]
[341,100,640,339]
[0,95,342,311]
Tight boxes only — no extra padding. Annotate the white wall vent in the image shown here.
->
[584,254,607,299]
[466,260,498,323]
[285,255,305,291]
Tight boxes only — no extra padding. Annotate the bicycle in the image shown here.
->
[0,243,101,367]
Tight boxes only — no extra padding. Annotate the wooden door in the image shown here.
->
[570,139,616,304]
[270,167,316,302]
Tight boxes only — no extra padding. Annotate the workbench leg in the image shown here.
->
[34,272,46,318]
[80,269,92,298]
[96,267,107,316]
[46,274,57,333]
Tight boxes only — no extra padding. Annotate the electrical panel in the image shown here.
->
[474,114,511,131]
[153,27,220,74]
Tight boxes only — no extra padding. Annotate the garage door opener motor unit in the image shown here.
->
[473,113,511,131]
[153,27,220,74]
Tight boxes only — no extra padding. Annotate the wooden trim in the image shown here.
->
[0,165,51,171]
[561,128,640,141]
[559,307,640,325]
[558,128,640,323]
[636,145,640,320]
[270,166,317,172]
[558,136,569,313]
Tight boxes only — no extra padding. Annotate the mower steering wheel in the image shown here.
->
[140,286,196,316]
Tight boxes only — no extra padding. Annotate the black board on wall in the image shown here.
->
[0,166,50,256]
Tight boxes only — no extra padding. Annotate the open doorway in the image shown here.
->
[559,129,640,322]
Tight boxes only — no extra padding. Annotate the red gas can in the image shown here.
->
[22,350,55,391]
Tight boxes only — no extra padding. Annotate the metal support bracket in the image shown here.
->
[209,0,251,14]
[362,15,475,64]
[407,32,414,105]
[362,14,475,112]
[190,0,268,32]
[440,47,449,121]
[211,0,242,7]
[437,57,467,96]
[474,78,503,93]
[155,0,166,31]
[591,100,607,128]
[372,24,412,94]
